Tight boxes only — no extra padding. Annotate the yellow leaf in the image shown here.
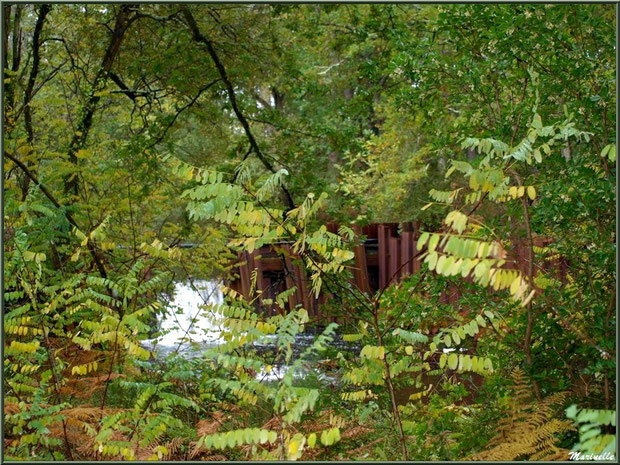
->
[521,289,536,307]
[527,186,536,200]
[76,149,90,159]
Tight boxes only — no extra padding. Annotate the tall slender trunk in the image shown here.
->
[3,4,23,114]
[373,310,409,460]
[20,4,50,200]
[63,4,132,198]
[510,168,542,401]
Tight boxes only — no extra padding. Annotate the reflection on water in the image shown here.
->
[146,280,355,383]
[146,280,224,355]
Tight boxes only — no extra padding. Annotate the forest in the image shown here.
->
[1,2,617,462]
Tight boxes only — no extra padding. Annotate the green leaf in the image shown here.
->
[343,333,363,342]
[428,234,439,253]
[417,232,430,251]
[448,353,458,370]
[426,251,438,271]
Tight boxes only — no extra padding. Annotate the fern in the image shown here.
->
[468,368,574,460]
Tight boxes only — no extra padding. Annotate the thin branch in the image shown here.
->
[144,79,221,152]
[108,72,138,101]
[64,4,133,197]
[181,6,295,210]
[509,167,542,401]
[4,150,107,278]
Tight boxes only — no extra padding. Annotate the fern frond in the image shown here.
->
[468,368,574,461]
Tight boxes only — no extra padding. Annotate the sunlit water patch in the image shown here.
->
[145,280,358,383]
[145,280,225,357]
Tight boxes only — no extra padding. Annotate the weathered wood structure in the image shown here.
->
[226,222,566,320]
[226,222,423,317]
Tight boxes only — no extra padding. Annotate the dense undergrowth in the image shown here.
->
[3,3,616,461]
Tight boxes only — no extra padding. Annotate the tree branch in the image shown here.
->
[108,71,138,101]
[64,4,133,197]
[4,150,108,279]
[181,5,296,211]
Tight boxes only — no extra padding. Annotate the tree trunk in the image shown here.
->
[64,4,132,198]
[21,4,50,200]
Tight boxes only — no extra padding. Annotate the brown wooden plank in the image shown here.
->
[352,225,371,295]
[255,251,268,313]
[389,236,400,286]
[255,250,265,290]
[260,257,285,271]
[239,252,251,299]
[378,225,389,289]
[401,231,412,279]
[362,224,377,239]
[294,261,312,316]
[407,231,416,275]
[284,245,309,313]
[246,251,267,312]
[413,221,422,274]
[228,277,241,295]
[354,243,371,295]
[282,246,299,312]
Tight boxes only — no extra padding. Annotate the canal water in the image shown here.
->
[145,280,356,382]
[146,280,225,354]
